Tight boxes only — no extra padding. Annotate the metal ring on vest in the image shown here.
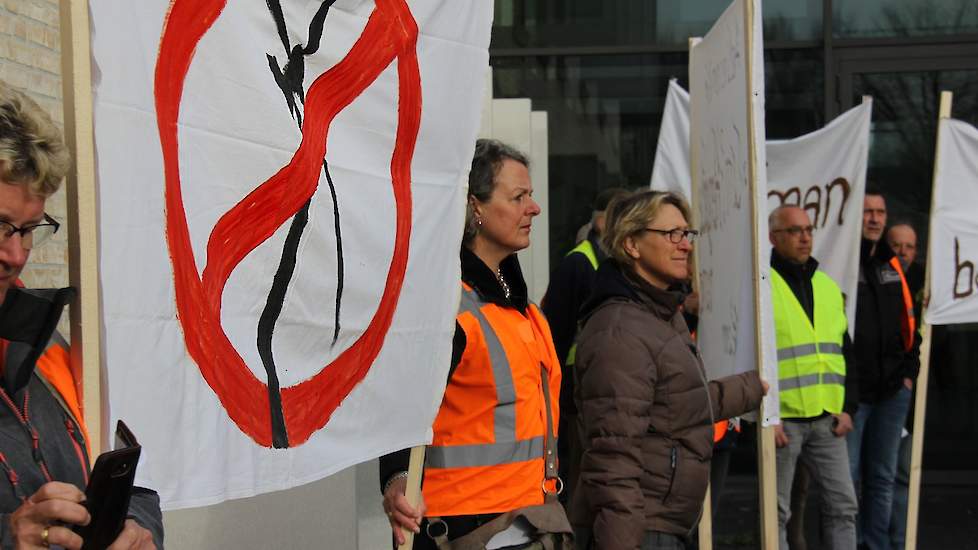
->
[543,476,565,495]
[426,518,449,540]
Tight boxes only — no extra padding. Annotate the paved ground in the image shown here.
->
[357,458,977,549]
[711,474,978,549]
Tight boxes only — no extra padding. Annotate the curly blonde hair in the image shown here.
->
[601,190,691,265]
[0,81,70,198]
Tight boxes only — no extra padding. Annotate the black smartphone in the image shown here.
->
[74,420,141,550]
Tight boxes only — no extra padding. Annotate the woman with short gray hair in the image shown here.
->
[381,139,573,549]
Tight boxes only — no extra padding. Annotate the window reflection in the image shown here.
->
[491,0,822,49]
[834,0,978,38]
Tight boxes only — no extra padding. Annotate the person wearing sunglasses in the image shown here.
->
[0,81,163,550]
[569,190,766,549]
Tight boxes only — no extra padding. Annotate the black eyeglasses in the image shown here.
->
[642,227,699,244]
[0,214,60,250]
[772,225,815,237]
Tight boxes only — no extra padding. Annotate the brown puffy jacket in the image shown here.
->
[570,262,763,549]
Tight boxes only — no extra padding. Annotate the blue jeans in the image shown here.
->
[847,387,912,550]
[890,433,911,549]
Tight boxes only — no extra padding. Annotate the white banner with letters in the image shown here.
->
[927,118,978,325]
[690,0,779,425]
[652,82,871,334]
[91,0,492,508]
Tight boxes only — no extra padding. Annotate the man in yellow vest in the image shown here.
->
[769,205,859,550]
[541,187,624,506]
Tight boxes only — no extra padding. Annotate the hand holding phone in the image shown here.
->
[74,420,141,550]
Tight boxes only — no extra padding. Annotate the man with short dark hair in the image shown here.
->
[769,205,859,550]
[847,190,919,550]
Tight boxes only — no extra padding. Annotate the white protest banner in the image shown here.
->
[926,118,978,325]
[652,85,871,335]
[766,105,871,331]
[689,0,779,425]
[91,0,492,508]
[650,79,691,198]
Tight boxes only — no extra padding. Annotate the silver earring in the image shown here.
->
[476,217,483,226]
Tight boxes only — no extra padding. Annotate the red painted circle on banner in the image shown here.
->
[154,0,421,447]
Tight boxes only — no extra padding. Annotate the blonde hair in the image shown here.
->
[0,81,70,198]
[601,190,691,265]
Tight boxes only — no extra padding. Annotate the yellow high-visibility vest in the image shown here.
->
[770,269,847,418]
[564,240,598,366]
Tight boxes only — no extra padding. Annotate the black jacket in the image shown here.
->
[853,238,921,403]
[0,288,164,549]
[541,231,606,416]
[770,251,859,416]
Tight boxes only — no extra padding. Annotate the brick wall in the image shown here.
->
[0,0,70,329]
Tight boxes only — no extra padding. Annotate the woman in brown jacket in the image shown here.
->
[570,190,766,549]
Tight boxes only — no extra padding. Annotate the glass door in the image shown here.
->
[837,49,978,475]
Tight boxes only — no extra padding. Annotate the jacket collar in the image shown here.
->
[861,237,896,266]
[460,246,529,311]
[582,259,685,322]
[0,287,75,395]
[770,249,819,281]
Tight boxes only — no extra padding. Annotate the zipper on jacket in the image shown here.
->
[663,445,679,504]
[65,419,89,485]
[0,388,53,483]
[688,345,716,428]
[0,452,25,503]
[21,391,53,483]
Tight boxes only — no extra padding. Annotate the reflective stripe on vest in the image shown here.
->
[771,270,847,418]
[423,283,562,516]
[564,240,599,365]
[777,342,843,361]
[888,257,916,352]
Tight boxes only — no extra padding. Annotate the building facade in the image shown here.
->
[489,0,978,476]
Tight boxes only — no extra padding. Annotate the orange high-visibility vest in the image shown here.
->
[36,333,91,457]
[712,419,742,444]
[888,257,916,352]
[423,282,562,516]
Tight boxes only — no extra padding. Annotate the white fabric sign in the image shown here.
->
[649,79,690,197]
[652,84,871,335]
[927,118,978,325]
[92,0,492,509]
[689,0,779,425]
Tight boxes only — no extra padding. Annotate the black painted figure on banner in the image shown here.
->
[260,0,344,448]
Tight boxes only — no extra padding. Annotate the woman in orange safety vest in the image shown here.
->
[380,139,573,549]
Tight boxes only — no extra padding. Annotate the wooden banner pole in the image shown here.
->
[59,0,103,453]
[688,34,713,550]
[905,90,952,550]
[743,1,778,548]
[698,484,713,549]
[397,445,426,550]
